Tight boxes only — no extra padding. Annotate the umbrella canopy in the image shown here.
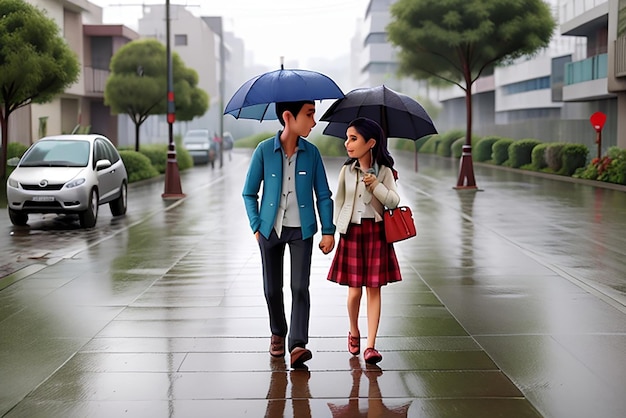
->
[320,85,437,140]
[224,67,344,121]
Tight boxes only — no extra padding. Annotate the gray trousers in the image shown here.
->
[258,227,313,352]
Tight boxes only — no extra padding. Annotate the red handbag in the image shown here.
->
[383,206,417,243]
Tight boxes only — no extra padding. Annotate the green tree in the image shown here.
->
[175,66,209,122]
[0,0,80,179]
[387,0,555,188]
[104,39,208,151]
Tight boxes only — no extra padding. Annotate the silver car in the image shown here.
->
[6,134,128,228]
[182,129,217,167]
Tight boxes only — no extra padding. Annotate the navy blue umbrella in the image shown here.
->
[224,66,344,121]
[320,85,437,140]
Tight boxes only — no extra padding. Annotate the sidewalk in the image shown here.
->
[1,150,625,417]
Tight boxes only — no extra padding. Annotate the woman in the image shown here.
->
[327,117,402,365]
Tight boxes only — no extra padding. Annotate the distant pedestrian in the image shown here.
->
[327,117,402,365]
[242,100,336,368]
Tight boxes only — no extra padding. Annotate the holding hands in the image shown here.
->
[319,234,335,254]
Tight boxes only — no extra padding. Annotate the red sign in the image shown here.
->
[590,111,606,132]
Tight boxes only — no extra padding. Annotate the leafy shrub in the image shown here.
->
[436,129,465,157]
[509,139,541,168]
[139,144,168,173]
[393,136,432,153]
[575,161,599,180]
[175,141,193,170]
[474,136,500,162]
[119,150,159,183]
[602,148,626,184]
[530,143,548,170]
[560,144,589,176]
[7,142,29,159]
[576,147,626,184]
[135,142,192,173]
[545,143,567,172]
[419,134,441,154]
[451,137,464,158]
[492,138,514,165]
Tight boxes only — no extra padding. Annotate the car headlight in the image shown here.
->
[66,178,86,189]
[7,178,19,188]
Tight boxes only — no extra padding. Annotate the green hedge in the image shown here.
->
[419,134,442,154]
[509,139,542,168]
[119,150,159,183]
[393,136,432,153]
[451,137,464,158]
[531,143,549,170]
[492,138,514,165]
[545,143,567,172]
[560,144,589,176]
[475,136,500,162]
[7,142,29,159]
[436,129,465,157]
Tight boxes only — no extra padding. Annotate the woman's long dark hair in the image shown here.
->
[344,117,398,179]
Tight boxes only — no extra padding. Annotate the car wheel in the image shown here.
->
[79,188,99,228]
[109,182,127,216]
[8,208,28,226]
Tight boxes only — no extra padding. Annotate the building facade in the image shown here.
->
[357,0,626,155]
[353,0,431,99]
[11,0,138,147]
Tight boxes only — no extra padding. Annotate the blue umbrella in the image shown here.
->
[224,66,344,121]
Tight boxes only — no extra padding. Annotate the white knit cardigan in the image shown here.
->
[334,161,400,234]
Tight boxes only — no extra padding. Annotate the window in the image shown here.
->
[502,77,550,95]
[364,33,387,46]
[174,34,188,46]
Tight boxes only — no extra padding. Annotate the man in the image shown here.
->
[242,100,335,368]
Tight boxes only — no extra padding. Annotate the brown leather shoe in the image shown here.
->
[270,335,285,357]
[290,347,312,368]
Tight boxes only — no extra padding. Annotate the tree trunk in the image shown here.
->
[0,106,9,180]
[134,122,141,152]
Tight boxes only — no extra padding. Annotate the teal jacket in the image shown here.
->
[242,132,336,240]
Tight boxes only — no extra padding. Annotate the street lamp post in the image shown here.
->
[162,0,185,200]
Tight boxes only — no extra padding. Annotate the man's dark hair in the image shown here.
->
[275,100,315,126]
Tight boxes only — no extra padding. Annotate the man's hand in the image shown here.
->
[318,234,335,254]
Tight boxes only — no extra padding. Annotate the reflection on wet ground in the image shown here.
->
[1,150,625,417]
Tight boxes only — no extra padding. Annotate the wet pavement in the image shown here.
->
[1,149,625,417]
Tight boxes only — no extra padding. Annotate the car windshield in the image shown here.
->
[20,140,90,167]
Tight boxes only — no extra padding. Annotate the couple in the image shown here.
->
[242,100,402,369]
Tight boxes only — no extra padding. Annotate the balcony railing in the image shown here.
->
[616,36,626,78]
[84,67,109,94]
[564,53,607,85]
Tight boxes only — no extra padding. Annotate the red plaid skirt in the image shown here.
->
[327,219,402,287]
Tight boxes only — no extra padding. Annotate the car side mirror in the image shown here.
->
[7,157,20,167]
[96,159,112,170]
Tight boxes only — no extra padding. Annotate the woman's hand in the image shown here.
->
[363,173,377,191]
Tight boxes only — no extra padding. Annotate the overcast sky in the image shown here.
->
[91,0,368,69]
